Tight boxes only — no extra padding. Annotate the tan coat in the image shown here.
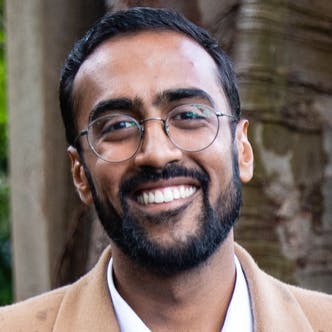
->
[1,244,331,331]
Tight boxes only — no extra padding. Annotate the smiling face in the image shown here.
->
[69,31,253,274]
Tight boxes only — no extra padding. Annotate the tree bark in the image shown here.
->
[231,0,332,292]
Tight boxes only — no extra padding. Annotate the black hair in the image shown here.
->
[59,7,240,146]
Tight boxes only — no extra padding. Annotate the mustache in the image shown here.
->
[120,164,210,197]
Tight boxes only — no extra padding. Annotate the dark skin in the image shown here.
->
[68,31,254,331]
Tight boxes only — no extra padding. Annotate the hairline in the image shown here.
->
[71,28,229,131]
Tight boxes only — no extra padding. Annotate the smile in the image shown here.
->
[137,185,197,205]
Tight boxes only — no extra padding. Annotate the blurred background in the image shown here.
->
[0,0,10,305]
[1,0,331,304]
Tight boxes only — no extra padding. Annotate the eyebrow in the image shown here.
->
[155,88,215,107]
[89,98,142,122]
[88,88,215,122]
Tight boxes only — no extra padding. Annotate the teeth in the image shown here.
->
[164,188,173,202]
[148,192,155,203]
[173,188,180,199]
[155,190,164,203]
[137,186,196,205]
[143,192,149,205]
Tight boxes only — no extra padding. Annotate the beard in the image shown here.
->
[83,153,242,276]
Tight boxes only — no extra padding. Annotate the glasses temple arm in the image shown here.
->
[216,112,239,121]
[73,129,88,147]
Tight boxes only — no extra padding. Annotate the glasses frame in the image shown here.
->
[74,104,238,163]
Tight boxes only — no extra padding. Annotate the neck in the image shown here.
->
[111,232,236,332]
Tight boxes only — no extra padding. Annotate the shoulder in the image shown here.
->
[234,243,332,330]
[0,286,68,331]
[286,283,332,323]
[261,271,332,330]
[265,276,332,330]
[0,246,113,332]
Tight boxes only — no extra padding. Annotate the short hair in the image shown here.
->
[59,7,241,146]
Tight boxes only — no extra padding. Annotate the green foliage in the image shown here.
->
[0,0,12,305]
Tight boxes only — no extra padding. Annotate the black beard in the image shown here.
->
[83,159,241,276]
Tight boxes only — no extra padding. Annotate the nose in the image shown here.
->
[133,118,183,168]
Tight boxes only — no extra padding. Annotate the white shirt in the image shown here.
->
[107,256,253,332]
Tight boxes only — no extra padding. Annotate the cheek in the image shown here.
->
[194,136,234,202]
[89,159,128,208]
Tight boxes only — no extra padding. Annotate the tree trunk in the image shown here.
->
[231,0,332,292]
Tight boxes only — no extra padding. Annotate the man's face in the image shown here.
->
[70,31,253,274]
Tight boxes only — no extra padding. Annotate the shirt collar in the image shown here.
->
[107,259,150,332]
[107,256,253,332]
[221,255,253,332]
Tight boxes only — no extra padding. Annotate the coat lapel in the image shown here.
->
[235,244,314,332]
[53,246,120,332]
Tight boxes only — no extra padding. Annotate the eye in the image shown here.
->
[90,115,138,142]
[169,105,213,130]
[101,119,135,135]
[173,111,205,120]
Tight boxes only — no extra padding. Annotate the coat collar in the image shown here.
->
[53,246,120,332]
[235,244,313,331]
[53,244,314,332]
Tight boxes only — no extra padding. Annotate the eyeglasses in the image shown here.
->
[75,104,238,163]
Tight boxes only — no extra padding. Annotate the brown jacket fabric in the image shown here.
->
[1,244,331,331]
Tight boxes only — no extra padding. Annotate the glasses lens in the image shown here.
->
[167,104,219,151]
[87,114,141,162]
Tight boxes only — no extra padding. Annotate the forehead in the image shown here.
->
[73,30,225,125]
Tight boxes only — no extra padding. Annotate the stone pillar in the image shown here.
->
[6,0,105,301]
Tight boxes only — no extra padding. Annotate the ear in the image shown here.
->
[67,146,93,205]
[235,119,254,183]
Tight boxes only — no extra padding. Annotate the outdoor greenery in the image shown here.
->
[0,0,12,305]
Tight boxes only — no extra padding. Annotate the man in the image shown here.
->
[1,7,331,332]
